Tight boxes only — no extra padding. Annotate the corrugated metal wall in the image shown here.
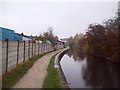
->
[0,27,32,41]
[14,33,23,41]
[0,27,15,41]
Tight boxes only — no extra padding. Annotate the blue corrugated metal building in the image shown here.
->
[0,27,32,41]
[0,27,15,41]
[14,33,23,41]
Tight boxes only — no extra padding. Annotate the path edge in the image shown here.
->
[54,47,70,88]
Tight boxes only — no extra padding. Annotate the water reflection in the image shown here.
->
[82,55,120,88]
[67,49,85,61]
[60,49,120,88]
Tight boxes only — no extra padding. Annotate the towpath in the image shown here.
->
[13,50,61,88]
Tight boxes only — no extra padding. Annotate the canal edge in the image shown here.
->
[54,47,70,88]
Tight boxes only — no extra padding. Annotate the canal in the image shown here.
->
[60,49,120,88]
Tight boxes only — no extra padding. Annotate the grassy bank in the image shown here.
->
[2,53,46,88]
[42,55,61,88]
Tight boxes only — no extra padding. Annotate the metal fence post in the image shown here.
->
[32,43,33,57]
[38,43,39,55]
[42,43,43,53]
[46,43,48,52]
[49,44,50,51]
[6,39,9,73]
[41,44,42,54]
[45,43,47,52]
[16,40,19,67]
[34,43,36,55]
[43,43,44,53]
[23,41,25,62]
[28,41,30,60]
[45,43,46,52]
[48,44,49,52]
[44,43,45,53]
[47,43,48,52]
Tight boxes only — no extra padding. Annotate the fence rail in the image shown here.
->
[1,40,64,75]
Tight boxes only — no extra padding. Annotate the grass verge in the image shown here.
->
[2,53,46,88]
[42,55,61,88]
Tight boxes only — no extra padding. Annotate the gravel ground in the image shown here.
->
[13,50,61,88]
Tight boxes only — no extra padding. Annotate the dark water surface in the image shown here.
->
[60,50,120,88]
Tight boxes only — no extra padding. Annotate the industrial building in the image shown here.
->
[0,27,15,41]
[0,27,32,41]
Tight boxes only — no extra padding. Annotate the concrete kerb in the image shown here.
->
[54,47,70,68]
[54,51,61,68]
[54,47,70,88]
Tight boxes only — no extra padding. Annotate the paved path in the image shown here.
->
[13,50,61,88]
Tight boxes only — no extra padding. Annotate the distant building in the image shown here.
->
[60,38,69,43]
[60,38,69,47]
[14,33,23,41]
[0,27,15,41]
[0,27,32,42]
[22,36,32,42]
[55,40,66,48]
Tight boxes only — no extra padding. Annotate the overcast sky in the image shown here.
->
[0,0,118,39]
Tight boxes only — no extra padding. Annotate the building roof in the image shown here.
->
[0,27,14,32]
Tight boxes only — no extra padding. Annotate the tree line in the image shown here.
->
[36,27,59,45]
[68,9,119,62]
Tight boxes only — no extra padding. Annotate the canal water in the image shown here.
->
[60,49,120,88]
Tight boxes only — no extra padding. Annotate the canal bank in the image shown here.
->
[54,47,70,88]
[59,49,120,88]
